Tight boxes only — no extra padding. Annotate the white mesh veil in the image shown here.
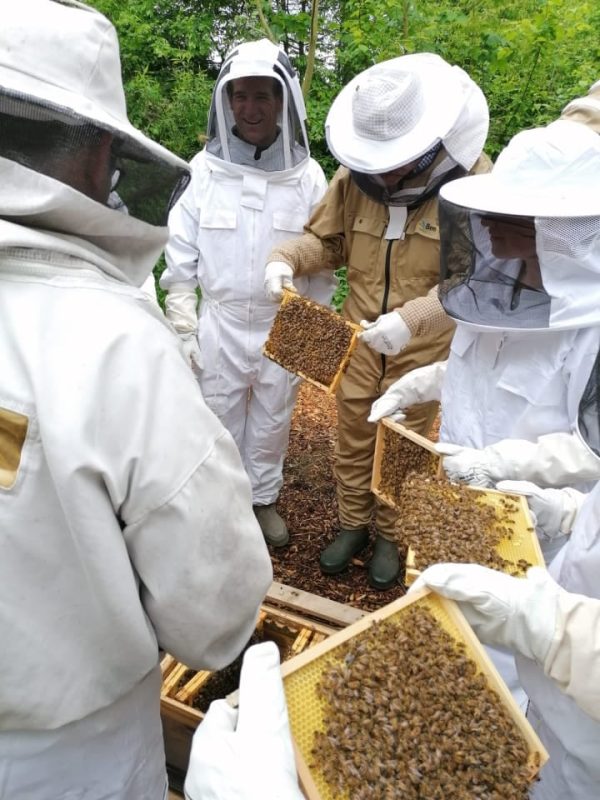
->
[206,39,309,172]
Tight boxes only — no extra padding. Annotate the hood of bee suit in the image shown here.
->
[206,39,310,172]
[438,120,600,332]
[0,0,191,287]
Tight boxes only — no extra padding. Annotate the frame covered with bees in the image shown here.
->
[263,289,361,394]
[371,419,544,583]
[371,418,444,506]
[281,590,549,800]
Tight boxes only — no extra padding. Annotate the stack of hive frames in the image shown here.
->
[371,418,544,583]
[280,590,548,800]
[160,595,355,794]
[263,289,361,394]
[160,606,336,727]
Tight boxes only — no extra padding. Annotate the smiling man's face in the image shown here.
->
[229,76,282,149]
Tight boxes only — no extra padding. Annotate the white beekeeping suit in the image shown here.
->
[370,120,600,713]
[161,39,334,547]
[435,120,600,563]
[0,2,272,798]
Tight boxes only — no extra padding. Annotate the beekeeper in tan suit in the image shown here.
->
[264,53,491,589]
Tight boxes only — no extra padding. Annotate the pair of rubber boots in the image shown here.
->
[319,527,400,590]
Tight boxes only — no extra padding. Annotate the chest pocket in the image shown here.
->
[272,212,304,245]
[0,406,29,490]
[199,208,237,231]
[348,215,387,272]
[496,355,567,407]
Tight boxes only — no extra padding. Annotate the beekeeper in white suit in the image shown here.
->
[370,119,600,567]
[369,119,600,714]
[0,2,273,798]
[161,40,334,548]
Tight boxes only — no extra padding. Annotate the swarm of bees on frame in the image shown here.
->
[312,608,538,800]
[378,428,439,502]
[396,476,532,576]
[264,293,354,388]
[376,429,532,575]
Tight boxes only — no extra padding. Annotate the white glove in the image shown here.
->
[496,480,586,540]
[435,442,499,487]
[264,261,297,303]
[184,642,303,800]
[359,311,411,355]
[409,563,560,664]
[368,360,447,423]
[164,287,203,371]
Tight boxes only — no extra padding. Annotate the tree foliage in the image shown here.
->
[88,0,599,168]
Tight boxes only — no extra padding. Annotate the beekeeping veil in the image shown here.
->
[0,0,189,230]
[325,53,489,208]
[206,39,309,172]
[439,120,600,332]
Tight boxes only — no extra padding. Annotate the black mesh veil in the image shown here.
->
[438,197,552,329]
[578,350,600,458]
[0,92,190,226]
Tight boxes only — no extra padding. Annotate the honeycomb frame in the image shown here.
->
[263,289,361,394]
[280,590,549,800]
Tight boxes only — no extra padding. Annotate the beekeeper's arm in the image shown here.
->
[113,318,272,671]
[561,79,600,134]
[184,642,304,800]
[410,563,600,721]
[369,360,448,422]
[435,431,600,488]
[160,165,203,370]
[265,167,348,302]
[359,287,454,356]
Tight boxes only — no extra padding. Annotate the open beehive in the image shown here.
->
[281,590,548,800]
[371,419,544,584]
[263,289,361,394]
[160,601,340,791]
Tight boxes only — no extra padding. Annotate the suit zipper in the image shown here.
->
[378,239,394,390]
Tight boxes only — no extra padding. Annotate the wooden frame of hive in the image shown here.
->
[371,417,445,507]
[371,418,544,582]
[403,483,545,585]
[160,588,364,794]
[279,589,549,800]
[263,289,361,394]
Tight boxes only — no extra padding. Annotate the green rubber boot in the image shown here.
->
[368,534,400,590]
[253,504,289,548]
[319,527,369,574]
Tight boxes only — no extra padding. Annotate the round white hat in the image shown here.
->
[325,53,473,173]
[441,119,600,217]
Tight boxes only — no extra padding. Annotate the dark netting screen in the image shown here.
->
[438,197,551,329]
[579,349,600,457]
[0,92,189,226]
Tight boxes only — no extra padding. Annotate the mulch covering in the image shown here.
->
[270,382,411,613]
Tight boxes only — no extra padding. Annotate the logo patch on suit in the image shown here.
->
[0,407,28,489]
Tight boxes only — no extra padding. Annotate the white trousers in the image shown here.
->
[0,666,167,800]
